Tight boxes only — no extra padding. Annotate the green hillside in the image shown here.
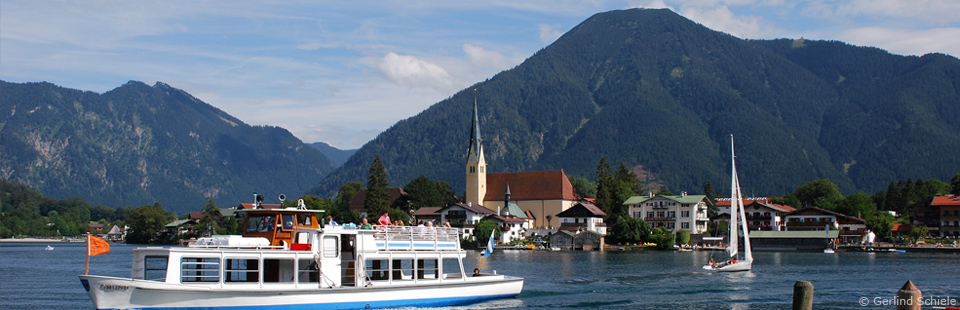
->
[0,81,335,213]
[310,8,960,197]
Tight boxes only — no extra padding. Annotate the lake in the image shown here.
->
[2,242,958,309]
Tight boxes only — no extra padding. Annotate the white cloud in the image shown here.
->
[837,26,960,57]
[834,0,960,26]
[678,6,777,38]
[463,44,510,70]
[538,24,565,44]
[374,52,456,91]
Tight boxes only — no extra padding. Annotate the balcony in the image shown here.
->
[746,214,772,220]
[644,217,676,221]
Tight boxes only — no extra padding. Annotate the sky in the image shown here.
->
[3,1,959,149]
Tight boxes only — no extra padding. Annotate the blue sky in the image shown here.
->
[3,0,959,149]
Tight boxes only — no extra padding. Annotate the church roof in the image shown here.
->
[484,170,576,201]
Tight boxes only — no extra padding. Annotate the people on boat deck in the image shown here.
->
[378,211,391,226]
[327,216,338,226]
[442,221,451,228]
[360,218,373,229]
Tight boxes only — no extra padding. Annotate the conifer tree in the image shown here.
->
[364,156,391,216]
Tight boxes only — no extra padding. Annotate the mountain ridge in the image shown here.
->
[308,8,960,198]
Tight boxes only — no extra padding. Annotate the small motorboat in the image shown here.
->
[823,248,835,254]
[45,245,54,251]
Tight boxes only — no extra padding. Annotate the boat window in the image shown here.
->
[298,259,318,283]
[392,259,414,281]
[247,215,276,233]
[297,214,312,226]
[282,214,295,230]
[441,257,462,278]
[180,257,220,283]
[224,258,260,283]
[365,258,389,280]
[417,259,438,280]
[323,236,339,258]
[263,258,295,283]
[144,256,168,281]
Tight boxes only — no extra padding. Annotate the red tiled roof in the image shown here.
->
[931,195,960,206]
[715,197,769,206]
[556,203,607,218]
[348,187,408,212]
[484,170,576,201]
[413,207,441,216]
[188,212,203,220]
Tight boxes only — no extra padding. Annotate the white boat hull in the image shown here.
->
[80,274,524,310]
[702,261,752,272]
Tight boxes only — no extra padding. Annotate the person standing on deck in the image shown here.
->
[378,211,391,227]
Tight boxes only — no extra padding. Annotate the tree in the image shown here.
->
[473,219,500,244]
[908,225,929,243]
[866,213,894,242]
[197,197,221,237]
[794,179,842,209]
[951,173,960,196]
[364,156,391,216]
[702,181,717,202]
[650,226,675,250]
[610,215,649,244]
[334,181,364,222]
[568,175,597,200]
[435,181,457,206]
[675,229,691,246]
[836,192,877,218]
[594,157,614,214]
[126,203,170,244]
[402,175,443,211]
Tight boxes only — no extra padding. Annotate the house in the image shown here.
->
[164,218,198,236]
[412,207,442,225]
[750,230,839,251]
[547,229,605,251]
[931,195,960,237]
[623,192,710,234]
[715,198,796,231]
[911,202,941,236]
[555,203,607,235]
[783,207,866,243]
[483,213,529,244]
[88,222,104,233]
[462,95,577,229]
[438,202,495,239]
[348,187,409,218]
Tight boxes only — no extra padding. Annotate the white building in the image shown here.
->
[623,192,710,234]
[555,203,607,235]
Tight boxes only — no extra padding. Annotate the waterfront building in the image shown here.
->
[623,192,710,234]
[438,202,495,238]
[783,207,866,242]
[555,202,607,235]
[931,195,960,237]
[484,213,529,244]
[463,94,577,229]
[548,229,605,251]
[715,198,796,231]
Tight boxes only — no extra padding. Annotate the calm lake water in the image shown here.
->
[2,242,958,309]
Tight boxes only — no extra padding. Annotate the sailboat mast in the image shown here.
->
[728,134,739,259]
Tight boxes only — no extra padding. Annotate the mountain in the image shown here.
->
[309,8,960,198]
[308,142,357,167]
[0,81,336,214]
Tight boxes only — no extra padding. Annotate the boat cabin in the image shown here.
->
[129,204,469,290]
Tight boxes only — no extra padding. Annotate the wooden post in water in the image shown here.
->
[895,280,921,310]
[792,281,814,310]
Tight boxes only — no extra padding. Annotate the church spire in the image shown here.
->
[465,88,487,207]
[468,88,481,157]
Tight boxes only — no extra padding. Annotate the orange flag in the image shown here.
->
[88,235,110,256]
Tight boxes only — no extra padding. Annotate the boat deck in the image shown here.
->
[372,227,460,251]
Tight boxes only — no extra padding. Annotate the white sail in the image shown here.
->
[728,137,739,260]
[704,134,753,272]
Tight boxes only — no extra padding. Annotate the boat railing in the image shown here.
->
[372,227,460,251]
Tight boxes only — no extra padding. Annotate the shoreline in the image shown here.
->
[0,237,84,243]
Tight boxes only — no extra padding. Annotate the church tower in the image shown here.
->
[465,90,487,207]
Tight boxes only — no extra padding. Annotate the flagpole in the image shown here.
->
[85,232,90,275]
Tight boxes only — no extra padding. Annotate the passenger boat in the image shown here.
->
[79,200,524,310]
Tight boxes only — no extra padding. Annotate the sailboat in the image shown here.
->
[704,134,753,272]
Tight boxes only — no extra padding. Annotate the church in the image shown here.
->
[463,93,577,229]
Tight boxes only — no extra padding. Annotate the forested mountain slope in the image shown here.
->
[0,81,335,213]
[310,8,960,197]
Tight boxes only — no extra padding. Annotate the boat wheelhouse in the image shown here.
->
[80,201,524,310]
